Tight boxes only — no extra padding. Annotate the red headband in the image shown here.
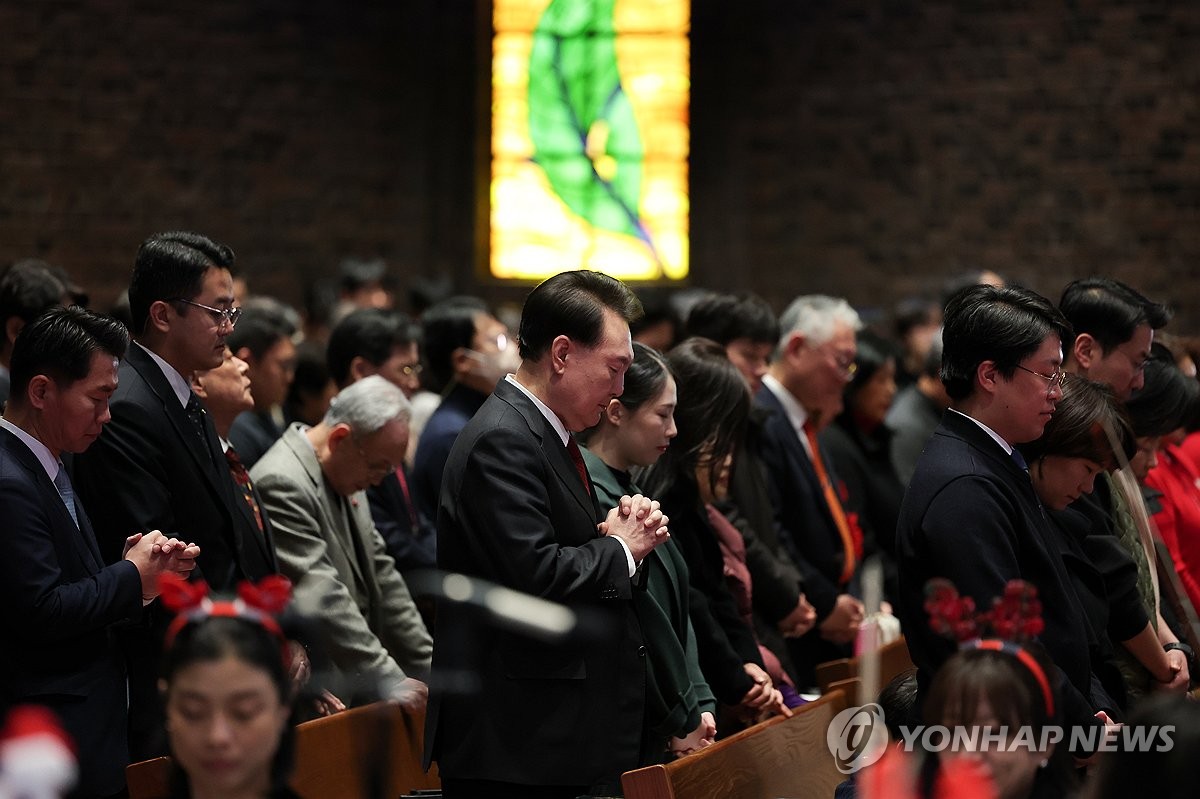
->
[924,578,1055,717]
[161,575,292,658]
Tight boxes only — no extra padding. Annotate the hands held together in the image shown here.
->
[599,494,670,562]
[124,530,201,600]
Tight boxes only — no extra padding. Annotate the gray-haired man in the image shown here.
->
[252,375,432,705]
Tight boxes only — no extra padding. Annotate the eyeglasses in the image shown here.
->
[1015,364,1067,391]
[399,363,423,378]
[170,298,242,328]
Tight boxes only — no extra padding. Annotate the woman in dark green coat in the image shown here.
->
[578,342,717,765]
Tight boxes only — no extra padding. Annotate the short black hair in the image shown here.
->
[941,284,1073,401]
[128,231,235,336]
[517,270,643,361]
[1125,343,1200,438]
[1,259,66,337]
[338,257,389,293]
[1059,277,1170,352]
[686,291,779,346]
[326,308,421,388]
[421,296,490,390]
[1019,375,1136,468]
[227,298,297,360]
[9,306,129,404]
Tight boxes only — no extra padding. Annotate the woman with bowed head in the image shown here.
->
[639,337,793,732]
[158,576,301,799]
[578,341,717,763]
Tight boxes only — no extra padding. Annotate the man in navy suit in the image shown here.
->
[0,307,198,797]
[756,295,866,685]
[426,270,671,798]
[895,283,1106,738]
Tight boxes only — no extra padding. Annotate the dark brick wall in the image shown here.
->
[3,1,1198,329]
[691,0,1200,327]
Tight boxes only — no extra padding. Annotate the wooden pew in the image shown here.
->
[814,636,913,695]
[621,689,850,799]
[127,701,438,799]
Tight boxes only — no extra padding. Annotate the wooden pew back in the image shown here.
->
[621,689,851,799]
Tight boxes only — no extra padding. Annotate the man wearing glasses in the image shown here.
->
[756,294,866,686]
[75,231,280,760]
[895,283,1110,745]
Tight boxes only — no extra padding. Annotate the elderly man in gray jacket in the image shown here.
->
[252,374,432,705]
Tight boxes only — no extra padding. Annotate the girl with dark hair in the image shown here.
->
[926,643,1073,799]
[580,342,717,763]
[159,580,300,799]
[640,338,791,730]
[821,330,905,599]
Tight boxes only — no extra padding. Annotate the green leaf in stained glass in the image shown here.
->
[528,0,655,254]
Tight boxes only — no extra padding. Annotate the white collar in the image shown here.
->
[504,374,569,446]
[0,416,60,481]
[134,341,193,408]
[948,408,1014,455]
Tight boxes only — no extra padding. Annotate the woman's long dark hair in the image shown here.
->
[1019,374,1136,468]
[639,337,749,499]
[163,616,298,797]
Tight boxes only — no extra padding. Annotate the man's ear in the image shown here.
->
[604,398,623,427]
[349,356,375,383]
[327,423,353,451]
[550,335,571,375]
[976,360,999,394]
[26,374,53,410]
[783,330,807,359]
[451,347,473,378]
[5,316,23,347]
[1073,333,1100,370]
[147,300,174,335]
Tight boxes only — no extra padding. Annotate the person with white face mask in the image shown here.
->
[412,297,520,524]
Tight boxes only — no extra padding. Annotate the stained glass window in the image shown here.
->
[491,0,690,281]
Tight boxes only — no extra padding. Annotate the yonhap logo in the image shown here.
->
[827,703,889,774]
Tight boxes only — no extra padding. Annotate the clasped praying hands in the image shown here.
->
[598,493,670,562]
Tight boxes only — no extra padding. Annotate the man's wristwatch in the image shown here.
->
[1163,641,1196,676]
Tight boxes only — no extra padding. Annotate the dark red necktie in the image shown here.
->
[566,437,591,497]
[225,446,264,534]
[393,466,419,529]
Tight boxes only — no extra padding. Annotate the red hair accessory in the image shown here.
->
[924,578,1055,717]
[161,574,292,653]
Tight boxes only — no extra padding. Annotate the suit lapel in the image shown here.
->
[756,387,836,526]
[126,346,226,493]
[1,431,102,574]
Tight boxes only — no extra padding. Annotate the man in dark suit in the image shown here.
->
[895,284,1105,738]
[0,307,198,797]
[756,294,866,685]
[411,296,517,526]
[74,231,279,759]
[326,308,434,571]
[426,270,671,799]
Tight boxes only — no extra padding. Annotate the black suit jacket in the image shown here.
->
[755,384,852,619]
[73,343,278,758]
[896,410,1101,734]
[74,343,277,584]
[0,428,142,796]
[425,379,645,788]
